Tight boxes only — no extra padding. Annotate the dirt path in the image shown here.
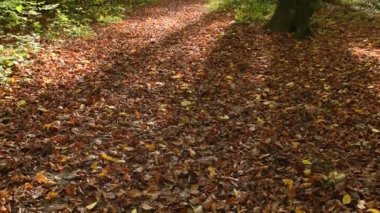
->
[0,0,379,211]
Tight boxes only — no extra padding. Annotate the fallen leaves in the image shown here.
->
[0,0,378,211]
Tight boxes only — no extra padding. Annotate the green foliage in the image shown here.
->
[339,0,380,13]
[208,0,275,22]
[0,34,40,84]
[235,0,275,22]
[208,0,237,12]
[0,0,154,83]
[0,0,155,36]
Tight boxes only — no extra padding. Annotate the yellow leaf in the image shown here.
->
[329,171,346,181]
[43,77,53,85]
[193,205,203,213]
[171,73,183,79]
[291,142,300,149]
[342,194,351,205]
[180,83,190,90]
[17,100,26,107]
[257,117,265,125]
[98,169,108,177]
[86,201,97,210]
[233,188,240,197]
[128,189,142,198]
[295,206,305,213]
[282,179,293,190]
[208,166,217,179]
[37,106,49,112]
[254,94,261,101]
[90,162,98,171]
[263,101,276,109]
[131,209,138,213]
[225,75,234,81]
[303,169,311,176]
[219,115,230,120]
[370,127,380,133]
[45,190,58,200]
[354,109,364,114]
[367,209,380,213]
[190,184,199,191]
[357,200,366,209]
[286,82,295,88]
[8,77,16,84]
[180,100,192,107]
[124,146,135,151]
[145,143,156,151]
[302,160,312,165]
[100,152,125,163]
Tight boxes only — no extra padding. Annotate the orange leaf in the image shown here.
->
[34,171,49,184]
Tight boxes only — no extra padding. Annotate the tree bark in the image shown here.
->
[265,0,316,39]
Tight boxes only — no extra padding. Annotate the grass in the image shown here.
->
[208,0,275,23]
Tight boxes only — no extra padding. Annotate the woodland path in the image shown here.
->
[0,0,379,211]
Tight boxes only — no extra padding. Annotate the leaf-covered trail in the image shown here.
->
[0,0,379,211]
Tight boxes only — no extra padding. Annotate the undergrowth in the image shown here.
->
[0,0,154,84]
[208,0,275,23]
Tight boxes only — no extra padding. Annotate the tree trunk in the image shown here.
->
[265,0,316,39]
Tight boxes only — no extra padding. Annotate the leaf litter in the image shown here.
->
[0,0,379,211]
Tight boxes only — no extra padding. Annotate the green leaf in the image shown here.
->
[15,5,23,13]
[342,194,351,205]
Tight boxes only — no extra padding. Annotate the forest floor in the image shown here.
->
[0,0,379,212]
